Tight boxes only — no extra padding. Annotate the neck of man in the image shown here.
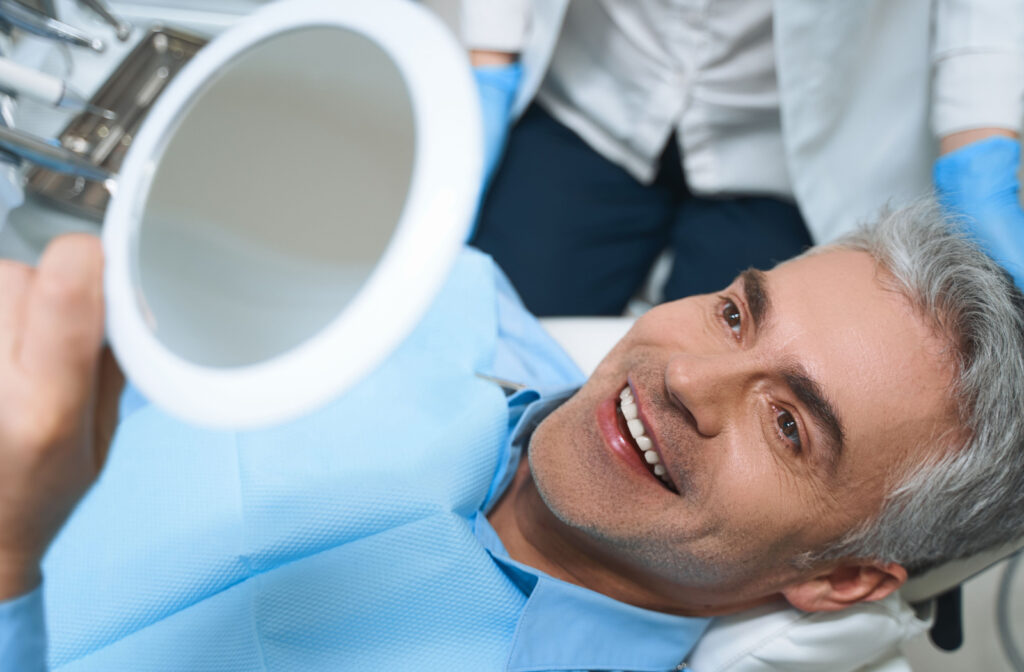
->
[487,457,784,618]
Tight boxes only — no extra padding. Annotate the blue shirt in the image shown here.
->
[0,250,709,671]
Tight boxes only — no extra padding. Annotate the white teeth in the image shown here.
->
[619,385,672,488]
[618,387,643,435]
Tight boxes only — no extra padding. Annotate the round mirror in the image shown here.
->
[104,0,481,427]
[137,26,414,368]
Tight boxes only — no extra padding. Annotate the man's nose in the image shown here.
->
[664,352,752,437]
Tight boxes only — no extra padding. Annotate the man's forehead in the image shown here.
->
[762,249,892,319]
[763,249,948,380]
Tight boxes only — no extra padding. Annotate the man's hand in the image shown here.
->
[0,235,113,600]
[934,132,1024,289]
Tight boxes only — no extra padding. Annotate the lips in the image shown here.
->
[596,383,679,494]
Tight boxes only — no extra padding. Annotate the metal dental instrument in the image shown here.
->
[75,0,130,41]
[0,124,113,182]
[10,0,57,20]
[0,0,104,52]
[26,26,207,221]
[0,57,115,117]
[474,372,527,395]
[37,0,56,19]
[0,30,17,166]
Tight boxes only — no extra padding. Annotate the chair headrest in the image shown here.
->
[900,537,1024,603]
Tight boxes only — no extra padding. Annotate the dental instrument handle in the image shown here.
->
[75,0,130,41]
[0,56,59,102]
[0,56,115,118]
[17,0,58,19]
[39,0,57,20]
[0,0,104,52]
[0,124,113,182]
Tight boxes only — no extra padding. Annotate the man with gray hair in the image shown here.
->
[0,202,1021,670]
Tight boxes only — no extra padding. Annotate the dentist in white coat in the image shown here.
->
[466,0,1024,313]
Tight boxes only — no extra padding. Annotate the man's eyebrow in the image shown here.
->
[738,267,844,470]
[782,365,846,473]
[739,268,771,331]
[741,268,843,473]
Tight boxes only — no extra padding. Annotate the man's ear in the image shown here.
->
[780,561,908,612]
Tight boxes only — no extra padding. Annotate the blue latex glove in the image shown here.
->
[934,136,1024,289]
[473,63,522,185]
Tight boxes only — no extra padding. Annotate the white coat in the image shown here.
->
[462,0,1024,243]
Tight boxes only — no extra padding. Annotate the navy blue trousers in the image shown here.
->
[470,104,813,316]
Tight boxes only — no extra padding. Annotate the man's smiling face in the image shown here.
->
[526,249,957,612]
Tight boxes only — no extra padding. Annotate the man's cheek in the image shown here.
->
[590,337,657,381]
[698,462,791,532]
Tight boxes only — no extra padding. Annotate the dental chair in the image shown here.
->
[540,316,1024,672]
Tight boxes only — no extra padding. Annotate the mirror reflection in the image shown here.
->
[137,26,415,368]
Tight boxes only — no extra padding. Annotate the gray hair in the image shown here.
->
[804,200,1024,575]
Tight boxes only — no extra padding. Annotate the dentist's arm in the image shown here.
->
[470,52,521,186]
[462,0,526,184]
[931,0,1024,287]
[934,131,1024,289]
[0,234,119,670]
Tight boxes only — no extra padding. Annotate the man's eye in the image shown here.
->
[721,299,742,335]
[775,408,802,451]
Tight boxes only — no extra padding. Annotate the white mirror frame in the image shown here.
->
[104,0,482,428]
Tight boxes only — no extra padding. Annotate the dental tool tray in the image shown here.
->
[26,26,207,221]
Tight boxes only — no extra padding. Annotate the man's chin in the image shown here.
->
[526,409,610,523]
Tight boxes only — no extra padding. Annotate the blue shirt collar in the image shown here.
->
[474,514,709,672]
[481,385,577,513]
[475,387,711,671]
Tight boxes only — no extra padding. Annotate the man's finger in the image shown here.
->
[19,235,105,400]
[93,347,124,471]
[0,260,32,359]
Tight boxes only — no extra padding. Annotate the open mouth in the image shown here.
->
[618,386,679,494]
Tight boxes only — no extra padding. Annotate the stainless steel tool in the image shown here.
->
[0,56,116,117]
[11,0,57,20]
[26,27,207,220]
[474,372,527,395]
[0,123,112,181]
[0,0,104,52]
[76,0,130,42]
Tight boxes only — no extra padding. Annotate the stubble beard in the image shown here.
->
[526,409,732,589]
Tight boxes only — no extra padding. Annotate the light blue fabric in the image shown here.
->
[474,62,522,186]
[0,248,708,671]
[487,260,584,395]
[935,136,1024,289]
[472,513,709,671]
[470,62,524,241]
[0,587,46,672]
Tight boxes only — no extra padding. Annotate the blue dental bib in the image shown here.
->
[41,250,555,671]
